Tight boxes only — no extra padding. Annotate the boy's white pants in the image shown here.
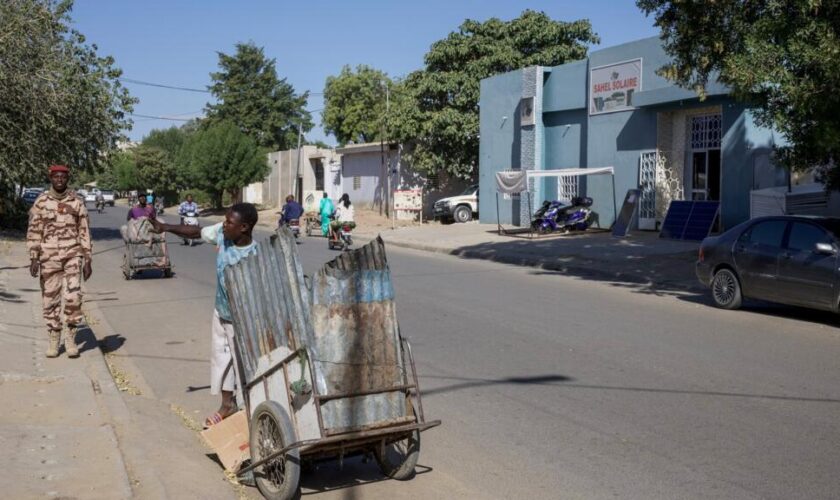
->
[210,309,241,402]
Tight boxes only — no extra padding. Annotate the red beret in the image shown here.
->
[49,164,69,174]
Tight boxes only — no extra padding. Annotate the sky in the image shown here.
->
[71,0,660,146]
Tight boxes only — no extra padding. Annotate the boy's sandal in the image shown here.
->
[204,412,225,428]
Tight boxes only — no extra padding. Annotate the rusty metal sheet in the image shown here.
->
[310,237,407,431]
[224,228,315,383]
[225,232,407,432]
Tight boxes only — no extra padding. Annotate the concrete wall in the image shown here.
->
[478,70,523,225]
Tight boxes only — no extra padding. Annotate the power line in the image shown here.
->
[120,77,323,96]
[130,113,194,122]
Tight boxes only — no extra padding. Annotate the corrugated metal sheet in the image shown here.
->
[310,237,407,431]
[224,228,315,383]
[225,231,407,432]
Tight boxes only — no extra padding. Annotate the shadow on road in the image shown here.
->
[420,373,840,404]
[91,227,123,241]
[675,294,840,329]
[98,333,126,354]
[420,374,574,396]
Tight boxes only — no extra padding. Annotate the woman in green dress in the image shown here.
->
[319,193,334,237]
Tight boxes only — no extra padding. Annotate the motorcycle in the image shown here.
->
[279,218,301,241]
[181,211,199,246]
[155,199,164,215]
[96,199,105,214]
[531,196,593,234]
[328,222,354,251]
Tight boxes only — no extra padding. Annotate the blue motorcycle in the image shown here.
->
[531,197,593,234]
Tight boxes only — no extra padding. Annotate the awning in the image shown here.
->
[495,167,614,193]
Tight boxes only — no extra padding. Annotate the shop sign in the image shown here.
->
[589,59,642,115]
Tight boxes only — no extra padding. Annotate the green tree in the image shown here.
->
[637,0,840,187]
[142,126,190,161]
[110,151,139,191]
[391,10,598,180]
[178,121,267,208]
[205,42,312,150]
[323,65,391,145]
[133,146,180,196]
[0,0,135,193]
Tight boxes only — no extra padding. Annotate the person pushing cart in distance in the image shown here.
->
[148,203,259,426]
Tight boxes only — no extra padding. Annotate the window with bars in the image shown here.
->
[690,114,721,150]
[353,176,361,190]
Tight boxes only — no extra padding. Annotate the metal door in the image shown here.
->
[639,151,657,230]
[688,115,722,201]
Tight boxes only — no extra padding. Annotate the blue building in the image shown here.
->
[479,36,787,230]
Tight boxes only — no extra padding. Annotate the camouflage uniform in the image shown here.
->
[26,190,92,335]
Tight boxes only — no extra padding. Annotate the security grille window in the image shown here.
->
[639,151,657,229]
[558,175,579,201]
[353,176,361,190]
[690,114,722,149]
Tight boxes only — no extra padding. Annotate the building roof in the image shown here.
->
[335,142,398,155]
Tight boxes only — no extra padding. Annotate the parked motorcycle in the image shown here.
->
[531,196,593,234]
[181,211,199,246]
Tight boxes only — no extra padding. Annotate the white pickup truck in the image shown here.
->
[433,184,479,223]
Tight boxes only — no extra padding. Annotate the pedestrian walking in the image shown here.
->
[319,192,334,237]
[26,165,93,358]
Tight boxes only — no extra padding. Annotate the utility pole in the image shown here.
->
[295,123,302,202]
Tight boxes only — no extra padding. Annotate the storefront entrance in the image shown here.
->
[689,114,722,201]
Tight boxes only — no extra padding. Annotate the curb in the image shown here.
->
[83,298,170,498]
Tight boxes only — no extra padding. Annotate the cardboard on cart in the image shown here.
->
[201,410,250,472]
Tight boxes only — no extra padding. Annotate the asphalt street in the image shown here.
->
[85,206,840,499]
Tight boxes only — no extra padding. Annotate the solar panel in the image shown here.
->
[659,200,720,240]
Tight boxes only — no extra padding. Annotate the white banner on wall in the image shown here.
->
[589,58,642,115]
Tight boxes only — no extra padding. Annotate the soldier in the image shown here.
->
[26,165,93,358]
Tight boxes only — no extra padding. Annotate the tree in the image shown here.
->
[141,124,196,190]
[391,10,599,180]
[133,146,179,195]
[110,151,139,191]
[178,121,267,208]
[322,65,391,145]
[205,42,312,151]
[0,0,135,193]
[637,0,840,187]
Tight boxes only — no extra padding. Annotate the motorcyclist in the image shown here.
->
[178,194,198,224]
[329,193,355,239]
[280,195,304,226]
[95,191,105,211]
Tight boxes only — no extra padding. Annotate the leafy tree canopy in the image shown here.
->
[0,0,135,193]
[637,0,840,187]
[178,121,267,208]
[134,146,180,195]
[205,42,312,151]
[392,10,599,179]
[322,65,392,145]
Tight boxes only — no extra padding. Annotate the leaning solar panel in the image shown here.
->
[659,200,720,240]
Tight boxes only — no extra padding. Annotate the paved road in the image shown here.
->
[85,207,840,499]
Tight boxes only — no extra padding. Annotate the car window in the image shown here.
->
[787,222,831,252]
[746,220,787,248]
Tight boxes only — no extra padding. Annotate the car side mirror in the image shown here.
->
[815,242,836,255]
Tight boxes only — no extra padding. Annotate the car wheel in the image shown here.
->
[453,205,472,223]
[711,268,742,310]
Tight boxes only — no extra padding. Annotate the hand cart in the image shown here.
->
[120,217,172,279]
[303,211,320,237]
[224,230,440,500]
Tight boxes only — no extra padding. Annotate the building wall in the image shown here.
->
[478,35,785,230]
[478,69,523,225]
[341,151,384,209]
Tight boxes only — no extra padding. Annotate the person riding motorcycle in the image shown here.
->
[280,195,304,226]
[329,193,355,240]
[95,191,105,212]
[178,194,198,224]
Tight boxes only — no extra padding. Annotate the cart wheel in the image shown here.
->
[374,417,420,480]
[305,224,312,237]
[163,268,173,278]
[250,401,301,500]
